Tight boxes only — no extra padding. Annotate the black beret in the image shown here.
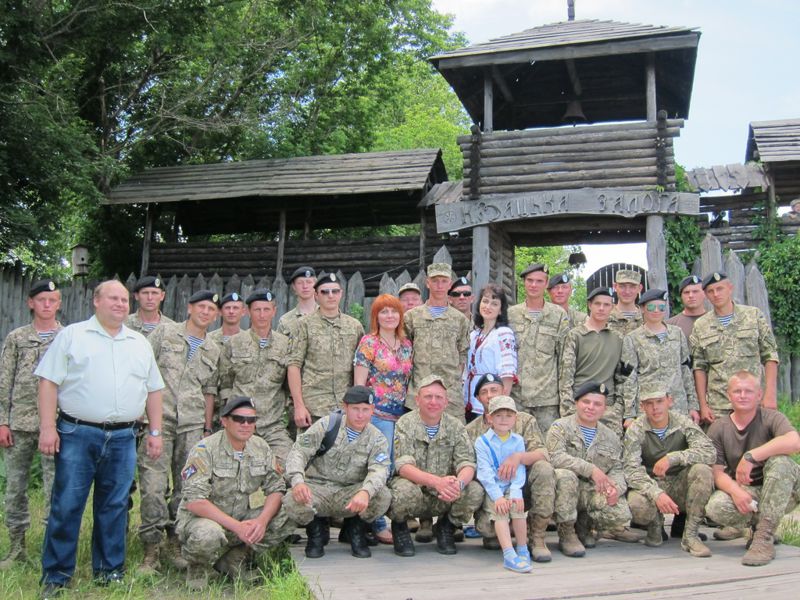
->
[574,381,609,400]
[188,290,220,306]
[449,276,471,291]
[29,279,58,297]
[519,263,549,278]
[547,273,570,289]
[638,288,669,305]
[343,385,374,405]
[220,292,243,307]
[290,266,316,282]
[587,287,614,302]
[678,275,702,293]
[246,288,274,305]
[133,276,164,292]
[473,373,503,398]
[314,273,341,289]
[220,396,256,417]
[702,272,728,289]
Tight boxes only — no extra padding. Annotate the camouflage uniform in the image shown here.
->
[559,324,624,437]
[608,306,643,337]
[690,304,779,414]
[218,328,293,466]
[288,311,364,419]
[623,411,715,526]
[277,306,315,339]
[565,307,588,330]
[466,411,555,536]
[403,305,470,422]
[387,410,483,524]
[705,455,800,529]
[125,312,174,336]
[282,415,391,524]
[139,321,221,544]
[176,431,294,565]
[0,323,61,532]
[546,414,632,530]
[507,302,570,433]
[206,327,234,346]
[619,325,698,419]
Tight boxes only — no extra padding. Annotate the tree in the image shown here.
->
[515,246,585,308]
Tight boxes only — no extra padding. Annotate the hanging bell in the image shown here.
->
[562,99,586,125]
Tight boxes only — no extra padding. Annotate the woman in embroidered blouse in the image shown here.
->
[464,283,517,421]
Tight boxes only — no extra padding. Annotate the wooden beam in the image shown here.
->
[565,59,582,97]
[276,209,287,277]
[483,69,494,133]
[491,66,514,103]
[646,215,667,289]
[140,203,156,276]
[419,210,427,273]
[646,53,657,121]
[472,226,490,294]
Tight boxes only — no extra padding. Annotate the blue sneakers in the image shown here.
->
[503,555,532,573]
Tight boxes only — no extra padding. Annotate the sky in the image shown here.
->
[430,0,800,276]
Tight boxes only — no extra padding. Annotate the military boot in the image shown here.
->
[215,545,255,581]
[575,512,596,548]
[186,563,209,591]
[305,516,326,558]
[344,517,371,558]
[415,517,433,543]
[681,514,712,558]
[528,514,552,563]
[136,543,160,576]
[557,522,585,557]
[713,525,746,541]
[433,515,457,555]
[645,514,664,547]
[604,525,646,543]
[391,519,415,557]
[742,518,777,567]
[166,532,189,571]
[0,531,26,570]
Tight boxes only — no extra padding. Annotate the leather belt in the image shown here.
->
[60,412,136,431]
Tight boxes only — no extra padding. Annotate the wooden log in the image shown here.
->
[468,147,660,166]
[433,245,453,266]
[272,275,288,328]
[478,165,663,187]
[379,273,397,296]
[472,226,490,297]
[700,234,723,277]
[346,271,365,315]
[474,178,661,196]
[456,119,683,144]
[413,270,428,302]
[141,203,155,276]
[646,54,657,122]
[465,156,667,178]
[459,127,682,151]
[276,209,286,278]
[335,270,348,312]
[483,69,493,133]
[724,252,746,305]
[646,215,667,289]
[467,138,663,159]
[175,275,192,321]
[744,260,771,326]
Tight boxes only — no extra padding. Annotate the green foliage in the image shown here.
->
[663,215,703,310]
[348,302,365,325]
[514,246,585,307]
[757,233,800,354]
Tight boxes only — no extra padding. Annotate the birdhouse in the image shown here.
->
[71,244,89,277]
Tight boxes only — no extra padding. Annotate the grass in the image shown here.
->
[0,486,313,599]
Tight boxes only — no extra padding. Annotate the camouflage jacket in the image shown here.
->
[507,302,570,409]
[608,306,643,337]
[466,411,549,461]
[285,414,390,498]
[218,328,290,430]
[690,304,779,412]
[288,311,364,417]
[565,306,588,330]
[125,311,174,337]
[623,410,715,501]
[619,324,698,418]
[277,306,316,340]
[149,321,221,433]
[0,322,63,431]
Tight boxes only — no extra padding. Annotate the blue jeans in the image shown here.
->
[370,416,397,534]
[41,419,136,585]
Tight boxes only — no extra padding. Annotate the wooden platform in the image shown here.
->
[291,525,800,600]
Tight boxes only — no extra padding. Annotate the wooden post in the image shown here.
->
[140,203,156,276]
[483,69,494,133]
[276,209,287,278]
[419,210,427,272]
[645,53,657,121]
[472,226,490,296]
[766,170,777,228]
[645,215,667,289]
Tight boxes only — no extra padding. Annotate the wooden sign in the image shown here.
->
[435,188,699,233]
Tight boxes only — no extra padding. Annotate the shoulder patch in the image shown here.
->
[375,452,389,463]
[181,464,198,481]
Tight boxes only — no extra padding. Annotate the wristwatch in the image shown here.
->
[148,429,161,437]
[743,451,758,464]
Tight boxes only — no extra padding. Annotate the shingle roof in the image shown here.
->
[745,119,800,163]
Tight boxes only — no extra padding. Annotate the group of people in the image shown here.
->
[1,260,799,596]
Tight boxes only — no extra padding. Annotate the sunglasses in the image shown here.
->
[645,303,667,312]
[228,414,257,424]
[449,291,472,297]
[318,288,342,296]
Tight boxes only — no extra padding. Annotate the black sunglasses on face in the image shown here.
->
[228,414,257,424]
[449,291,472,297]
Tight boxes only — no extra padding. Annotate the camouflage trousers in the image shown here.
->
[554,468,631,529]
[386,477,484,526]
[282,482,391,525]
[520,405,560,438]
[475,460,556,537]
[705,455,800,529]
[256,422,294,470]
[178,505,294,565]
[138,428,204,544]
[2,430,55,532]
[629,464,713,526]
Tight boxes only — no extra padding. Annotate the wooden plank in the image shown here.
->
[456,119,683,143]
[646,215,667,289]
[646,53,657,121]
[724,251,746,305]
[472,226,490,298]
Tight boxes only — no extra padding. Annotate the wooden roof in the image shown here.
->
[105,149,448,234]
[685,164,768,193]
[430,19,700,130]
[745,119,800,200]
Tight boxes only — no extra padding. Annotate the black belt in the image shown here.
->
[60,412,136,431]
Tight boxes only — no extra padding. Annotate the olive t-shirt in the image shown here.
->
[707,408,794,486]
[665,312,704,349]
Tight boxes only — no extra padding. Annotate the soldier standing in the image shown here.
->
[177,396,295,589]
[398,282,423,313]
[126,276,174,336]
[608,269,643,336]
[138,290,222,574]
[666,275,706,346]
[0,279,61,569]
[623,385,714,557]
[283,385,392,559]
[208,292,246,345]
[508,263,570,434]
[277,266,317,339]
[287,273,364,428]
[546,272,587,329]
[448,276,473,320]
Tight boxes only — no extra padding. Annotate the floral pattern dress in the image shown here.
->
[353,333,413,421]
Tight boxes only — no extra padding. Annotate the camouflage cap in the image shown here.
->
[188,290,220,306]
[678,274,702,293]
[427,263,453,279]
[398,282,422,296]
[702,271,728,289]
[417,373,447,390]
[637,288,668,306]
[638,383,668,402]
[343,385,375,405]
[29,279,58,297]
[547,272,570,289]
[220,395,256,417]
[488,395,518,415]
[615,269,641,285]
[790,197,800,209]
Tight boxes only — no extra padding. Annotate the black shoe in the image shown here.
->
[433,515,457,555]
[305,517,326,558]
[345,517,371,558]
[339,524,377,547]
[391,519,415,557]
[40,583,65,600]
[364,529,379,547]
[321,518,330,546]
[671,513,686,538]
